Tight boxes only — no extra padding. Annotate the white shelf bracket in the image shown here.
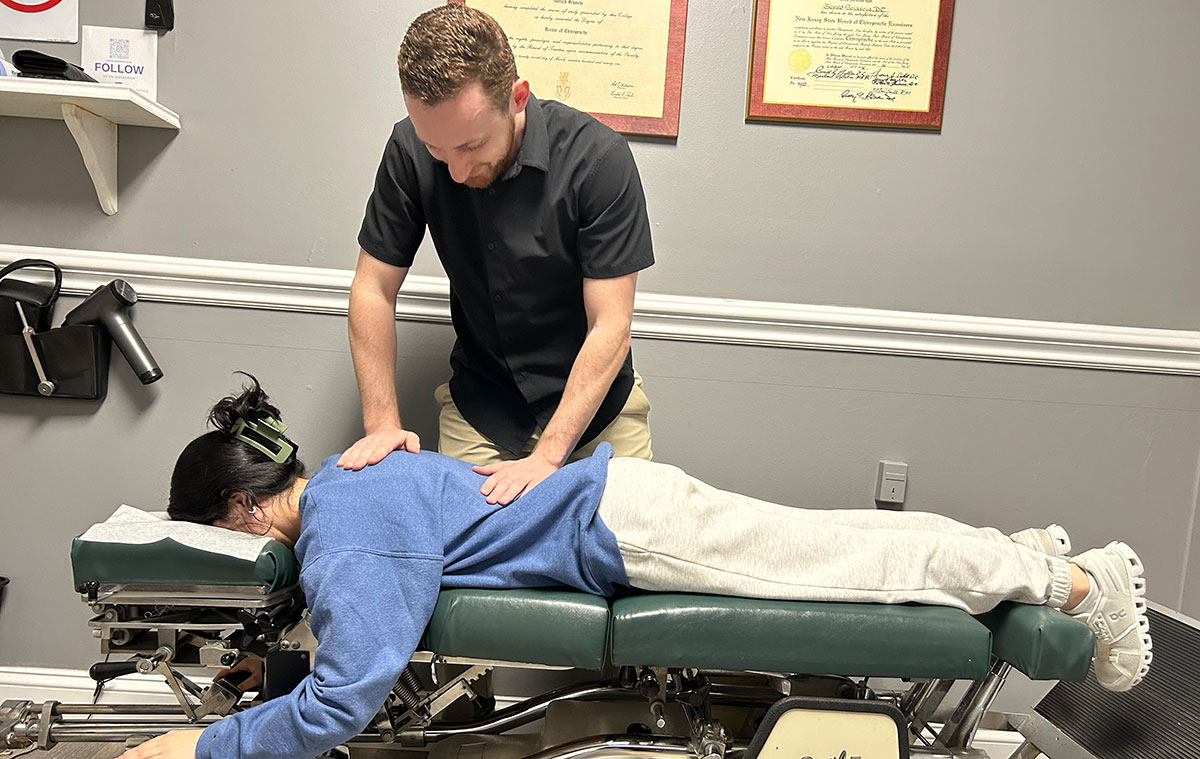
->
[61,102,119,215]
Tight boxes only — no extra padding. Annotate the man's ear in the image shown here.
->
[511,78,530,114]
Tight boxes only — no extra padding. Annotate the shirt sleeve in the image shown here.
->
[357,128,428,268]
[195,550,442,759]
[576,137,655,279]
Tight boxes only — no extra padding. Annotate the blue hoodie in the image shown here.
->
[196,444,625,759]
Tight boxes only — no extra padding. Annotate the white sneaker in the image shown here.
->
[1010,524,1072,557]
[1068,541,1153,692]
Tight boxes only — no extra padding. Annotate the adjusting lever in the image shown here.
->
[89,660,139,681]
[15,303,54,395]
[89,646,174,681]
[638,668,667,729]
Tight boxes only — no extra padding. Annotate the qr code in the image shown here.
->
[109,38,130,60]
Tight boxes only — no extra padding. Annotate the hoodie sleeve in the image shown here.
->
[195,548,442,759]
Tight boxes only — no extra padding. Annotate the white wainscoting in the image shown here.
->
[3,244,1197,376]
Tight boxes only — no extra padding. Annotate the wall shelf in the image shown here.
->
[0,79,181,215]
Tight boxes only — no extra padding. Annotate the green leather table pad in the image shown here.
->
[610,594,992,680]
[975,602,1095,681]
[68,534,1093,682]
[419,588,612,669]
[70,537,300,593]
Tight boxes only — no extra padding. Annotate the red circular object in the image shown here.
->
[0,0,66,13]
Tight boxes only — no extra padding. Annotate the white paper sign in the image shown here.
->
[82,25,157,100]
[0,42,15,76]
[0,0,79,43]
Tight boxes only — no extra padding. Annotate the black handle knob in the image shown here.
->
[90,661,138,681]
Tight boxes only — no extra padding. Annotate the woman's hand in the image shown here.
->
[118,729,203,759]
[214,655,264,692]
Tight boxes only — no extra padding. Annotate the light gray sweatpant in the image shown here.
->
[597,458,1074,616]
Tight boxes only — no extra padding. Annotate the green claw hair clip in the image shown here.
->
[230,416,296,464]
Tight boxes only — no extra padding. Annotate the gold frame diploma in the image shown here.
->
[457,0,688,137]
[746,0,954,129]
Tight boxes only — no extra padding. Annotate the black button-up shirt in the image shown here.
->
[358,95,654,454]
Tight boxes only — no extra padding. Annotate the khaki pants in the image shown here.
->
[435,372,653,465]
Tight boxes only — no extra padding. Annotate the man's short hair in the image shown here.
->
[398,4,518,112]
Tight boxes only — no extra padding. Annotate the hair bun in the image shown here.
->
[208,372,283,433]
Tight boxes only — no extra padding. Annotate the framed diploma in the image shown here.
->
[746,0,954,130]
[453,0,688,137]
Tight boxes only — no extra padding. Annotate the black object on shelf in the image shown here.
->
[10,50,97,82]
[146,0,175,32]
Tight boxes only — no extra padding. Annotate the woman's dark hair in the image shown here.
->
[168,373,306,524]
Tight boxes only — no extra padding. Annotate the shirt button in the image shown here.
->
[494,293,503,302]
[488,188,496,196]
[516,373,526,383]
[487,242,496,251]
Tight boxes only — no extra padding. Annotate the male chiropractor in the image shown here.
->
[338,4,656,504]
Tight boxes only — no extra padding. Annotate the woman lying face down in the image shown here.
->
[121,375,1152,759]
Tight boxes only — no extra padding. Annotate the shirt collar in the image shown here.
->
[502,93,549,180]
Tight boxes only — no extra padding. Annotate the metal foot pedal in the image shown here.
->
[1015,602,1200,759]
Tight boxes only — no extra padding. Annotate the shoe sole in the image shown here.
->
[1101,541,1153,690]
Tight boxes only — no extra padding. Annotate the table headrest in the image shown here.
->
[78,504,274,563]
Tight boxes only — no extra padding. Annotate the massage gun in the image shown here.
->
[64,279,163,384]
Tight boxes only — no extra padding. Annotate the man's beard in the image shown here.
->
[464,112,517,189]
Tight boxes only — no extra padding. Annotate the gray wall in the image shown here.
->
[1,0,1198,714]
[2,1,1198,327]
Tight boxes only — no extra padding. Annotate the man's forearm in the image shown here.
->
[348,285,402,433]
[533,324,630,465]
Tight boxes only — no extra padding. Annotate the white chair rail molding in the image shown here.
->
[1,244,1196,377]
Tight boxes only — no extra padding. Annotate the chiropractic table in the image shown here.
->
[0,507,1097,759]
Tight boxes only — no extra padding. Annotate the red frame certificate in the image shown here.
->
[746,0,954,130]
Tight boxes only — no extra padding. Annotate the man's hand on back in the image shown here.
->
[337,425,421,470]
[473,453,559,505]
